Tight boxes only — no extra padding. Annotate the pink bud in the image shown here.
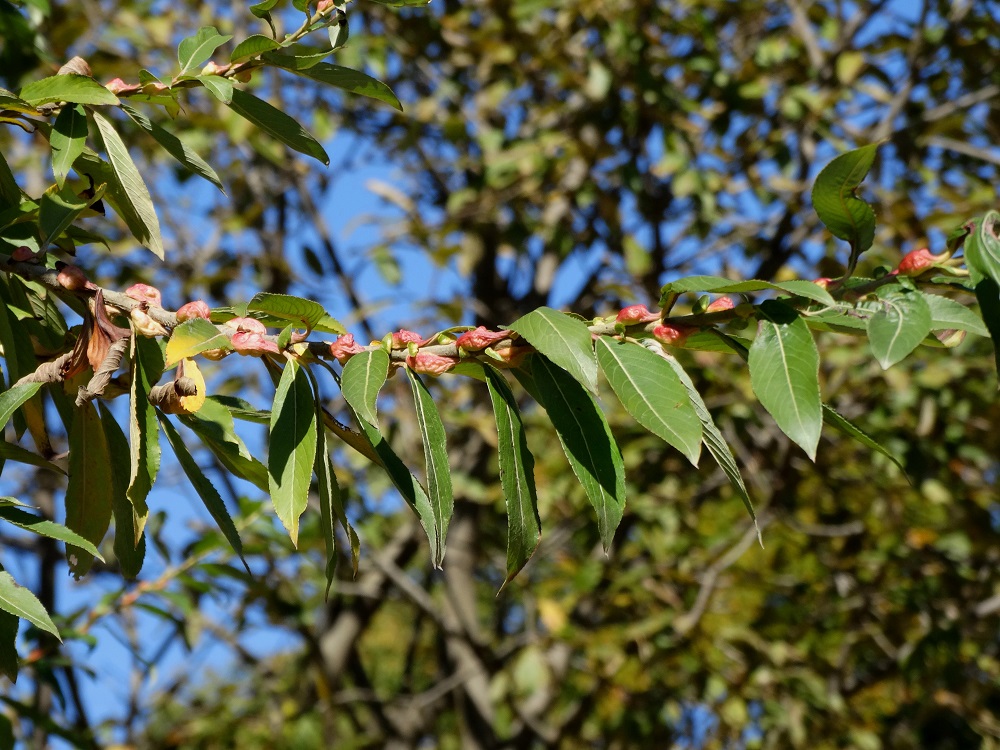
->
[813,277,833,289]
[176,300,212,322]
[652,324,693,347]
[201,61,229,76]
[406,352,456,376]
[125,283,162,307]
[11,246,35,262]
[329,333,365,363]
[224,317,267,335]
[454,326,507,351]
[104,78,132,95]
[56,263,92,291]
[705,296,735,313]
[317,0,335,10]
[391,329,424,349]
[615,304,660,325]
[893,247,947,277]
[230,331,280,356]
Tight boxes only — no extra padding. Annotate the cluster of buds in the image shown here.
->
[225,317,279,356]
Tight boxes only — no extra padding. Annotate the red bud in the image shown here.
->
[454,326,507,351]
[407,352,456,376]
[391,329,424,349]
[329,333,365,363]
[125,283,162,307]
[705,296,735,313]
[176,300,212,322]
[652,324,693,347]
[615,304,660,325]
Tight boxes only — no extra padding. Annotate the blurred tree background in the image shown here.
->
[2,0,1000,747]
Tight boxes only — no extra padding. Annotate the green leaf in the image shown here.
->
[748,300,822,460]
[822,403,907,478]
[973,278,1000,381]
[483,365,540,588]
[964,211,1000,285]
[127,337,162,543]
[0,440,64,474]
[121,103,224,193]
[99,403,145,578]
[38,184,87,247]
[0,610,17,682]
[19,74,119,107]
[811,143,879,270]
[196,74,233,104]
[165,317,230,366]
[595,337,702,465]
[0,506,103,560]
[922,292,988,336]
[65,402,114,576]
[355,417,442,565]
[227,89,329,165]
[367,0,432,6]
[261,45,335,70]
[329,11,349,50]
[341,349,388,429]
[405,368,454,560]
[177,26,233,75]
[866,288,932,369]
[273,62,402,111]
[658,275,835,308]
[179,398,269,493]
[0,152,21,208]
[92,111,164,259]
[268,360,317,546]
[158,413,248,570]
[210,394,271,424]
[658,348,759,538]
[231,34,281,63]
[520,355,626,552]
[508,307,597,394]
[250,0,280,17]
[49,104,87,188]
[0,571,59,640]
[247,292,344,333]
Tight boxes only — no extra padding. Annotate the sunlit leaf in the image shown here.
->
[49,104,87,188]
[0,506,103,560]
[595,337,702,466]
[227,89,329,165]
[483,365,540,588]
[405,368,453,561]
[822,403,908,478]
[92,111,164,258]
[811,143,879,270]
[196,74,233,103]
[509,307,597,394]
[268,360,317,547]
[748,300,822,460]
[19,74,119,106]
[271,61,402,111]
[177,26,233,75]
[0,571,59,640]
[127,337,162,543]
[0,440,64,474]
[921,292,988,336]
[658,276,834,307]
[38,184,87,247]
[165,317,230,366]
[179,398,269,493]
[231,34,281,63]
[866,288,932,369]
[121,104,224,192]
[247,292,344,333]
[341,349,388,429]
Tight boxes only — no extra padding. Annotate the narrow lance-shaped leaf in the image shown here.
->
[341,349,389,429]
[38,185,89,247]
[0,383,41,430]
[517,355,626,552]
[99,403,145,579]
[227,89,330,165]
[354,416,442,566]
[158,412,249,571]
[248,292,345,333]
[866,288,932,369]
[595,337,702,466]
[92,111,164,259]
[822,403,908,479]
[658,276,834,308]
[405,368,454,562]
[0,571,59,640]
[65,402,114,576]
[121,104,224,192]
[0,506,103,561]
[0,610,17,682]
[651,343,760,541]
[811,143,879,272]
[49,104,87,188]
[748,300,823,460]
[0,441,64,474]
[271,61,402,111]
[483,365,541,588]
[196,75,233,104]
[268,359,317,546]
[127,336,163,543]
[509,307,598,394]
[231,34,281,63]
[179,398,269,493]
